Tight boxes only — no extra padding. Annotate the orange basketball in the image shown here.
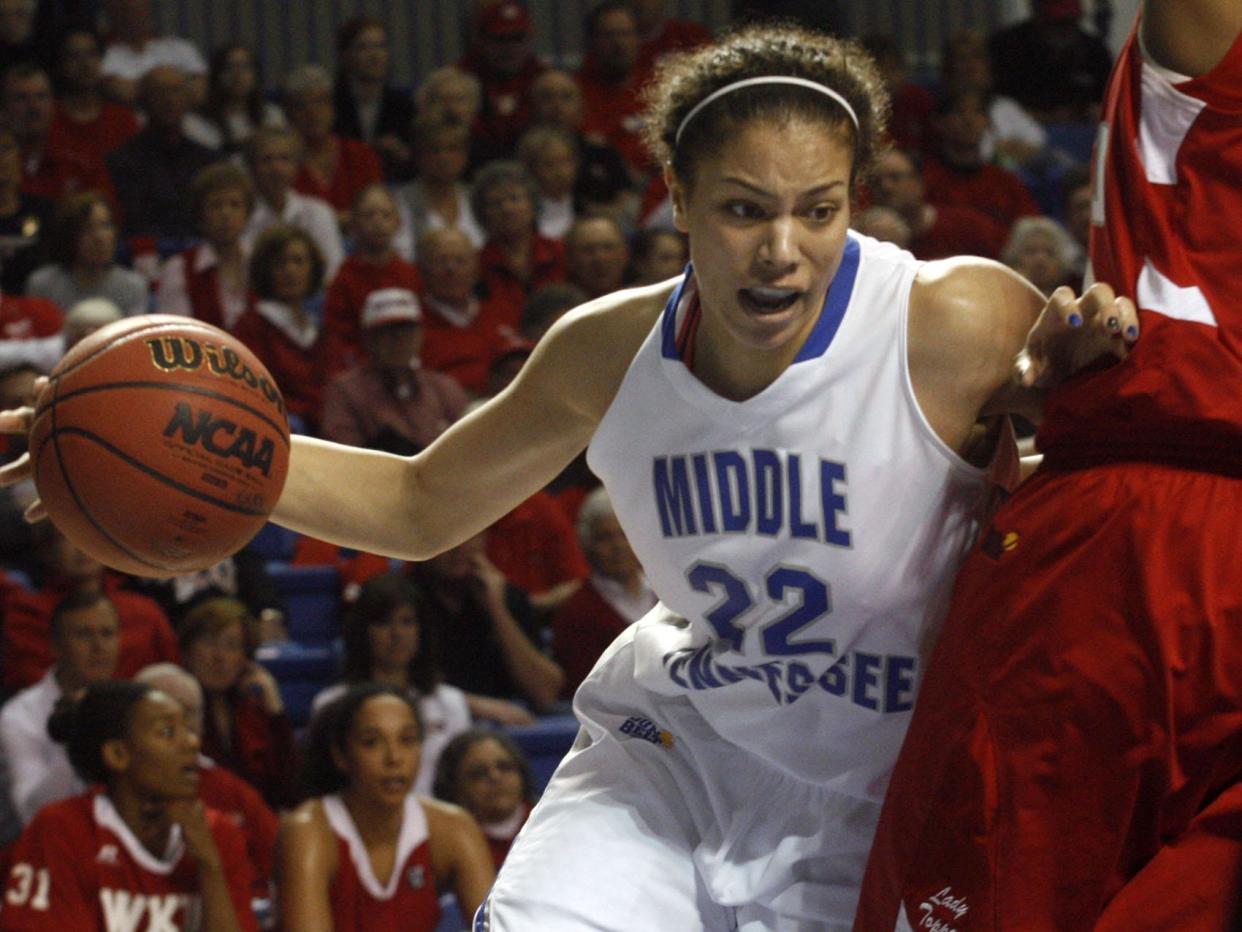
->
[29,315,291,578]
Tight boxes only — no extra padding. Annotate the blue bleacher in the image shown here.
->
[255,640,339,728]
[266,562,340,645]
[247,523,299,562]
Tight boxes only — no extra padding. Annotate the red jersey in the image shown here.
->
[0,793,257,931]
[1039,24,1242,467]
[418,294,523,396]
[321,794,440,932]
[47,101,141,165]
[196,760,277,887]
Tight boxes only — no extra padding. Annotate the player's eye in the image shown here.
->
[804,203,839,223]
[723,200,763,220]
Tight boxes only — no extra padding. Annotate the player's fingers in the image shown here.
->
[1115,296,1140,343]
[1046,286,1082,328]
[0,451,31,488]
[22,499,45,523]
[1078,281,1117,326]
[0,406,34,435]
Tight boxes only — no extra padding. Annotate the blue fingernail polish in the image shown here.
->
[1126,325,1138,338]
[1068,313,1083,327]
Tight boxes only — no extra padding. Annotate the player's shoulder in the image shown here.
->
[281,797,333,839]
[549,278,676,345]
[418,796,475,834]
[22,793,95,841]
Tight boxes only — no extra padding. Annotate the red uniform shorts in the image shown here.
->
[856,462,1242,931]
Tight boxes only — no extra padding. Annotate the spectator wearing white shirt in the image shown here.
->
[0,589,120,826]
[241,125,343,278]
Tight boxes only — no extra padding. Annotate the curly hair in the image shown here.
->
[642,23,889,192]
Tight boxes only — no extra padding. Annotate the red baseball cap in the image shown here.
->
[1036,0,1083,20]
[480,1,531,38]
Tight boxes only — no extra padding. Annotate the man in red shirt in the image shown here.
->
[921,89,1042,232]
[2,523,179,694]
[576,1,651,177]
[458,0,547,163]
[3,63,112,205]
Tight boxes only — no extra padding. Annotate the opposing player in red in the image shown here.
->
[275,684,493,931]
[856,2,1242,929]
[0,680,257,931]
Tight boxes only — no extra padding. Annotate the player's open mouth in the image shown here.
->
[738,287,801,314]
[380,776,409,793]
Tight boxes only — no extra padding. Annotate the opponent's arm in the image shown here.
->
[1143,0,1242,78]
[268,287,664,561]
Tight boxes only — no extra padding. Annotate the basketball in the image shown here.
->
[29,315,291,578]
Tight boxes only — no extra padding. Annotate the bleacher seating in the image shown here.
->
[266,562,340,645]
[255,639,339,728]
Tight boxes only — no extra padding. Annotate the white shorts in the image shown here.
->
[478,614,881,931]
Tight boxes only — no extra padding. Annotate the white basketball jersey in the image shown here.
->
[588,233,1000,796]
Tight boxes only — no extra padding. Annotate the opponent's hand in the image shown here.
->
[1015,283,1139,389]
[0,375,47,522]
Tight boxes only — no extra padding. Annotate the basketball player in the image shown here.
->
[0,25,1136,930]
[277,684,493,931]
[855,2,1242,929]
[0,681,256,931]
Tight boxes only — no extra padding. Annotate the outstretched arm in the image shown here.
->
[270,289,662,562]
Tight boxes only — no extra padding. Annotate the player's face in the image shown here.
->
[183,619,247,694]
[456,738,523,823]
[367,602,421,674]
[671,117,852,370]
[200,187,249,246]
[116,691,201,800]
[338,695,421,806]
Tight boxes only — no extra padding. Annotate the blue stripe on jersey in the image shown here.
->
[794,233,861,363]
[660,263,695,360]
[658,234,862,365]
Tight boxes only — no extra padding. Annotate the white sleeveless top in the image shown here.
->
[588,233,1001,796]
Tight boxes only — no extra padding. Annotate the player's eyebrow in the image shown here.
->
[720,177,847,198]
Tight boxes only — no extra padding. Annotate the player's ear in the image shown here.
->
[666,164,690,234]
[101,738,130,775]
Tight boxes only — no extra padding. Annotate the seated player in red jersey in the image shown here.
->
[433,729,536,872]
[276,684,493,932]
[0,680,258,931]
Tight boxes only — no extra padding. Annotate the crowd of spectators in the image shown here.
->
[0,0,1113,925]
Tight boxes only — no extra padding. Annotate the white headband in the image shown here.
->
[674,76,860,148]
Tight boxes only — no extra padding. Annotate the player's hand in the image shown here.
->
[0,376,47,522]
[1015,283,1139,389]
[168,799,225,873]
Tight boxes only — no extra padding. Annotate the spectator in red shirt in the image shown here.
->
[565,215,629,299]
[4,63,113,205]
[473,159,566,311]
[871,147,1007,261]
[458,0,547,164]
[551,487,655,696]
[0,293,60,342]
[48,29,140,166]
[155,161,254,331]
[576,1,651,177]
[322,183,422,369]
[177,596,299,809]
[0,126,48,294]
[631,0,711,85]
[281,64,383,220]
[1,522,179,694]
[922,89,1043,231]
[417,227,521,396]
[321,287,469,454]
[232,224,328,430]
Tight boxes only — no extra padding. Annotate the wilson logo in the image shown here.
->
[163,402,276,477]
[146,336,286,416]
